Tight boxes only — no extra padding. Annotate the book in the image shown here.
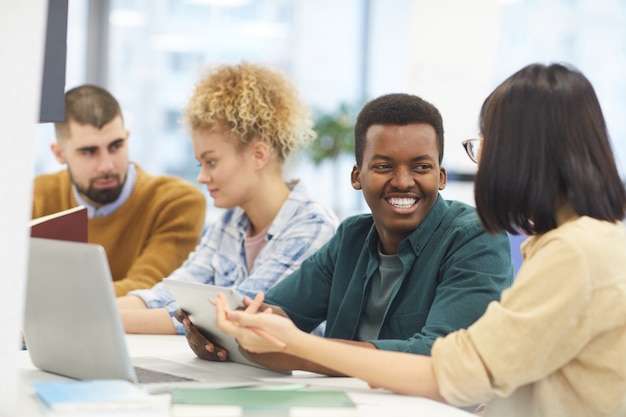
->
[31,379,160,414]
[170,387,357,417]
[30,206,88,242]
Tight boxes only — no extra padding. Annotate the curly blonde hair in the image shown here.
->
[182,62,315,160]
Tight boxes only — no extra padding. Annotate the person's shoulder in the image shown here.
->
[33,169,68,191]
[159,175,203,194]
[292,197,338,224]
[433,199,509,243]
[284,180,339,224]
[32,170,72,217]
[438,200,510,250]
[134,164,204,197]
[34,169,66,182]
[531,217,626,285]
[444,199,477,215]
[550,216,624,250]
[336,213,374,234]
[441,199,481,229]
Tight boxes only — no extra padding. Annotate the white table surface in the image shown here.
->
[17,334,472,416]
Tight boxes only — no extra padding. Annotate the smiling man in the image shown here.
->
[178,93,514,374]
[32,85,206,296]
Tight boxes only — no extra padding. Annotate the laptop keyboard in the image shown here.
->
[134,366,196,384]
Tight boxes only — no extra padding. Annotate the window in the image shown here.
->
[34,0,626,218]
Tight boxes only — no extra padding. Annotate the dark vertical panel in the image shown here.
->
[39,0,69,123]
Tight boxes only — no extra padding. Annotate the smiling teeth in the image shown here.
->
[387,198,416,208]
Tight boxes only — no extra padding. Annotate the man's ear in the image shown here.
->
[351,165,362,190]
[50,142,66,164]
[439,166,447,190]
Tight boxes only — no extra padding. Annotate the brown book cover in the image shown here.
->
[30,206,88,243]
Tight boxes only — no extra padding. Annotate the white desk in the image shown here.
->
[17,334,472,416]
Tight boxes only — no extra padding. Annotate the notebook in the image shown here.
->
[163,279,290,374]
[170,387,357,417]
[31,379,159,414]
[22,237,267,394]
[29,206,88,243]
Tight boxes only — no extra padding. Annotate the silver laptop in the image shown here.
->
[22,238,276,393]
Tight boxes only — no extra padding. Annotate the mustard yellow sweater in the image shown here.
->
[32,164,206,296]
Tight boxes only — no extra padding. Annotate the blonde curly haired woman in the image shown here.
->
[117,62,338,337]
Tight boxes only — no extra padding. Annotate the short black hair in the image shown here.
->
[354,93,444,167]
[475,62,626,235]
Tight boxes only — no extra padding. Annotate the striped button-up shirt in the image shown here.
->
[129,181,338,334]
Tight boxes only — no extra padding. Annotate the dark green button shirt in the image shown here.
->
[265,194,514,355]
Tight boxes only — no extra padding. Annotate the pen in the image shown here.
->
[212,294,286,349]
[249,327,287,349]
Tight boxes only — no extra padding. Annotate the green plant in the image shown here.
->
[308,102,356,165]
[302,102,359,216]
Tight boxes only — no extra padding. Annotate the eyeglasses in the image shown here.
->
[462,138,481,164]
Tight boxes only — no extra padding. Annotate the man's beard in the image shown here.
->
[71,172,125,205]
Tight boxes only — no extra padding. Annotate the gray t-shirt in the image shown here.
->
[357,248,403,341]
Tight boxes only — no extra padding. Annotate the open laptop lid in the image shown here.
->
[23,237,137,382]
[23,238,279,393]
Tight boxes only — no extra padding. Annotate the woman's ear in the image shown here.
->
[252,140,271,169]
[351,165,362,190]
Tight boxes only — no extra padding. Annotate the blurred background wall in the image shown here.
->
[33,0,626,221]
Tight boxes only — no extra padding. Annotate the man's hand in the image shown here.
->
[241,294,288,318]
[173,308,228,361]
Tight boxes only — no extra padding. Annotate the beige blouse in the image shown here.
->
[432,211,626,417]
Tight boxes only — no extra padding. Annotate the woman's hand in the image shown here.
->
[214,292,300,353]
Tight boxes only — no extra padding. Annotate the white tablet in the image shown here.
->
[163,279,289,374]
